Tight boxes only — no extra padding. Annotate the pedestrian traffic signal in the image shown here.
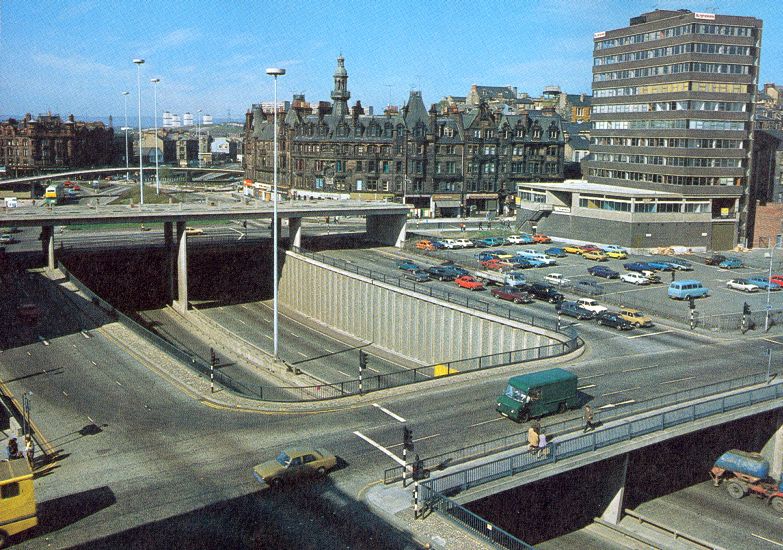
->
[743,302,751,316]
[359,350,368,370]
[403,426,414,451]
[210,348,217,367]
[688,296,696,310]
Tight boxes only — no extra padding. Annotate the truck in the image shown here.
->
[474,270,526,288]
[0,458,38,546]
[710,449,783,512]
[496,368,579,422]
[43,183,64,205]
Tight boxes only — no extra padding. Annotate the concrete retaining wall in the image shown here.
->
[279,252,563,365]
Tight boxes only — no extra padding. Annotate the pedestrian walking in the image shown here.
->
[24,435,34,467]
[527,424,540,452]
[460,223,466,232]
[7,437,19,460]
[671,270,675,282]
[536,430,549,458]
[478,221,483,231]
[583,405,596,433]
[488,221,492,230]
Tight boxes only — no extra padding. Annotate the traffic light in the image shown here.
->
[359,350,368,370]
[403,426,414,452]
[210,347,217,367]
[688,296,696,310]
[743,302,751,316]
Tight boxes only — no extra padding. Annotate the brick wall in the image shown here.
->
[752,202,783,248]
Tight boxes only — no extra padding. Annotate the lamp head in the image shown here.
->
[265,67,286,77]
[122,91,130,96]
[150,78,160,83]
[133,58,145,65]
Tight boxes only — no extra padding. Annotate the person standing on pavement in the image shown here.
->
[583,405,596,432]
[527,422,540,452]
[536,429,549,458]
[24,435,34,467]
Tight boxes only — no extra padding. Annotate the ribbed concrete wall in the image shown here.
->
[279,252,563,365]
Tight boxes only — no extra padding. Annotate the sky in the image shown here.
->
[1,0,782,124]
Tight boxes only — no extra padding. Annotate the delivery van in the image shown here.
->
[0,458,37,546]
[496,368,579,422]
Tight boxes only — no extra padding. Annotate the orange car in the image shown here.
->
[532,234,551,244]
[455,275,485,290]
[415,240,435,251]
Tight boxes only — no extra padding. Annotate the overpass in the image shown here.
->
[0,201,408,314]
[0,166,243,188]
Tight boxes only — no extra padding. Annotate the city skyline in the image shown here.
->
[4,1,783,121]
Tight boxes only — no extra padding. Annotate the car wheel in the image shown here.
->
[514,298,522,304]
[494,294,501,299]
[317,466,327,476]
[616,324,623,331]
[726,481,746,499]
[634,322,641,328]
[772,496,783,513]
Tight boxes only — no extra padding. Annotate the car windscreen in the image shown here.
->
[504,384,528,403]
[276,451,291,466]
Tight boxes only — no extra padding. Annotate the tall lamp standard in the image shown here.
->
[132,58,145,205]
[121,91,130,181]
[197,109,202,168]
[765,237,779,332]
[266,66,285,359]
[150,78,161,194]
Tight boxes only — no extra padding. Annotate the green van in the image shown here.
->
[496,368,579,422]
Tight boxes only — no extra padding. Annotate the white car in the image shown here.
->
[507,235,530,245]
[440,239,459,249]
[602,244,627,253]
[545,273,571,286]
[452,239,474,249]
[575,298,608,314]
[726,279,760,293]
[620,272,650,285]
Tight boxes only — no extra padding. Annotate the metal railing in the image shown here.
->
[383,370,769,484]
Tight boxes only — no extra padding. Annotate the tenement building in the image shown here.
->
[0,113,115,177]
[243,56,565,217]
[517,9,763,250]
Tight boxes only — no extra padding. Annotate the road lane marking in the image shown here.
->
[764,338,783,346]
[627,330,671,339]
[602,387,639,397]
[264,334,272,340]
[578,384,597,390]
[581,373,607,380]
[622,365,658,373]
[81,330,91,339]
[239,319,247,325]
[38,336,49,346]
[372,403,406,423]
[337,370,351,377]
[389,433,441,447]
[27,352,31,356]
[87,416,95,423]
[91,361,97,366]
[62,391,68,397]
[324,348,335,354]
[661,376,695,385]
[116,381,122,387]
[599,399,635,409]
[367,367,380,373]
[469,417,505,428]
[751,534,783,547]
[289,332,300,338]
[353,431,405,466]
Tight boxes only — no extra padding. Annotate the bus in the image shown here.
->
[43,184,64,205]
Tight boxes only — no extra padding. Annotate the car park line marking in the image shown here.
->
[238,319,247,325]
[91,361,97,366]
[337,370,351,377]
[264,334,272,340]
[297,351,308,358]
[372,403,406,422]
[353,431,405,466]
[38,336,49,346]
[622,365,657,373]
[81,330,91,339]
[116,381,122,387]
[324,348,335,353]
[763,338,783,346]
[661,376,695,385]
[751,534,783,547]
[602,387,639,397]
[578,384,597,390]
[626,330,672,339]
[62,391,68,397]
[469,417,505,428]
[289,332,300,338]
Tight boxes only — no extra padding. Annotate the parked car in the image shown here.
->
[253,448,338,488]
[602,245,627,254]
[519,257,547,268]
[582,251,608,261]
[524,283,564,303]
[595,311,633,330]
[771,274,783,287]
[645,261,674,271]
[617,307,653,328]
[563,245,582,254]
[545,247,566,258]
[605,250,628,259]
[452,239,474,249]
[184,227,204,236]
[575,298,608,314]
[573,280,605,295]
[442,265,469,277]
[588,265,619,279]
[455,275,485,290]
[532,234,552,244]
[507,234,534,245]
[640,270,662,284]
[705,254,727,266]
[426,266,456,281]
[439,239,459,249]
[508,257,533,269]
[476,251,501,262]
[545,273,571,286]
[474,237,507,248]
[666,258,693,271]
[491,285,532,304]
[624,262,655,273]
[396,260,420,271]
[577,244,602,254]
[431,239,448,249]
[726,278,760,293]
[403,269,431,282]
[415,239,436,251]
[719,257,743,269]
[480,259,506,271]
[747,276,781,291]
[556,301,595,320]
[0,234,17,244]
[668,280,709,300]
[620,272,650,285]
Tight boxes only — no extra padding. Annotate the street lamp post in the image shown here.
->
[151,78,161,194]
[266,67,285,359]
[122,91,130,181]
[133,58,145,205]
[765,238,778,332]
[22,391,32,436]
[197,109,202,168]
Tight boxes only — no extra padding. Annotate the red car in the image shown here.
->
[480,259,505,271]
[455,275,485,290]
[577,244,601,254]
[73,185,81,191]
[532,234,551,244]
[771,275,783,287]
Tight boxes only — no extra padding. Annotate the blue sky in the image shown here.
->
[2,1,781,123]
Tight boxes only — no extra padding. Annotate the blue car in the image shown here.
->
[476,250,504,262]
[396,260,420,271]
[645,261,674,271]
[747,276,781,291]
[431,240,447,249]
[719,257,743,269]
[623,262,655,273]
[474,237,506,248]
[666,259,693,271]
[545,247,566,258]
[524,257,548,268]
[588,265,619,279]
[509,257,533,269]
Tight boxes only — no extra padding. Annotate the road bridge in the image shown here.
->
[0,166,243,188]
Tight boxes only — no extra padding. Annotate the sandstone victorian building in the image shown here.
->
[243,56,565,217]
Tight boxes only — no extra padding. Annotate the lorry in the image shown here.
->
[474,270,526,288]
[710,449,783,512]
[496,368,579,422]
[0,458,38,546]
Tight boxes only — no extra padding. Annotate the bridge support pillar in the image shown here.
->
[769,409,783,481]
[600,453,628,525]
[41,225,55,271]
[288,217,302,250]
[365,213,406,248]
[173,221,189,314]
[164,222,175,305]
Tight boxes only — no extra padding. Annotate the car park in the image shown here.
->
[490,286,532,304]
[517,250,556,266]
[596,311,633,330]
[545,247,566,258]
[726,279,760,293]
[403,269,431,282]
[508,257,533,269]
[620,272,650,285]
[617,307,653,328]
[426,266,456,281]
[705,254,726,266]
[555,301,595,320]
[396,260,420,271]
[73,184,81,191]
[645,261,674,271]
[575,298,608,314]
[452,239,474,249]
[455,275,485,290]
[544,273,570,286]
[747,277,781,291]
[605,250,628,259]
[415,239,436,250]
[719,257,743,269]
[582,251,608,261]
[524,283,564,303]
[253,448,338,488]
[519,257,547,268]
[532,234,551,244]
[666,258,693,271]
[668,280,709,300]
[573,280,605,295]
[474,237,507,247]
[507,234,534,245]
[587,265,619,279]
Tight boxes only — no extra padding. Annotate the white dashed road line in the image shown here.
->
[627,330,672,339]
[578,384,597,390]
[602,387,639,397]
[661,376,696,385]
[751,534,783,547]
[469,417,505,428]
[372,403,406,423]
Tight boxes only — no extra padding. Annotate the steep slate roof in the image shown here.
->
[569,135,590,150]
[403,91,429,130]
[566,94,592,107]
